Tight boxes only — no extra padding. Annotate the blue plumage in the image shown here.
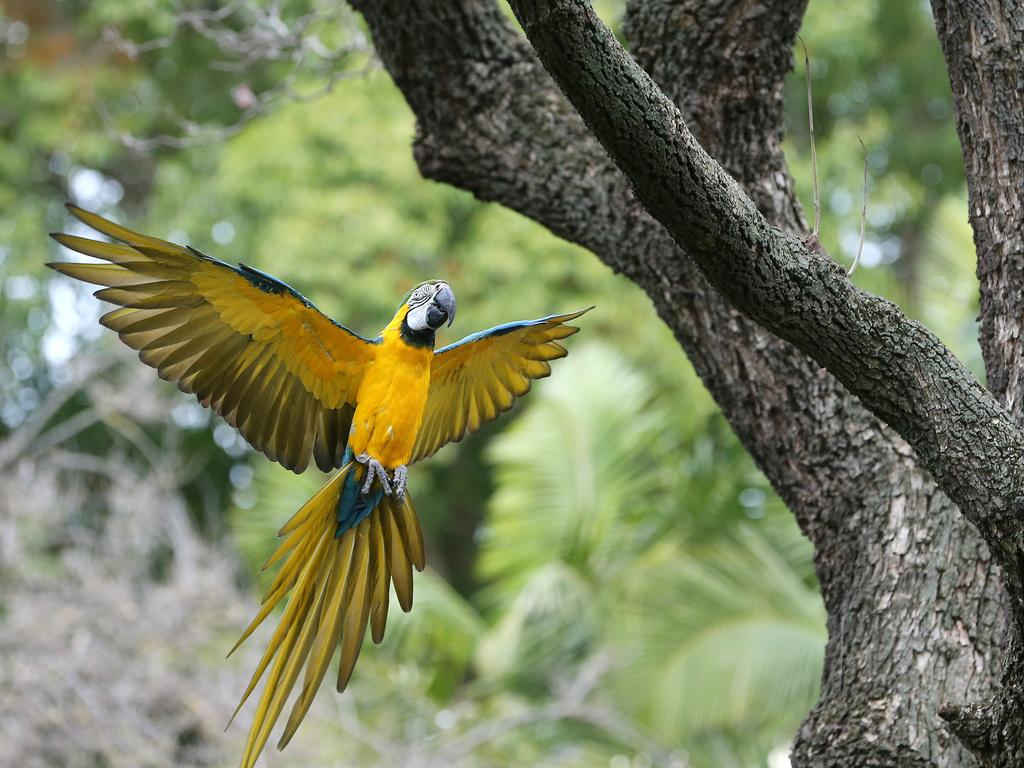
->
[336,447,382,538]
[434,313,566,355]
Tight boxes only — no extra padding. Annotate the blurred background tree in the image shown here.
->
[0,1,976,766]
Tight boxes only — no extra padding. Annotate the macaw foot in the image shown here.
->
[354,454,408,499]
[392,465,408,500]
[356,453,392,496]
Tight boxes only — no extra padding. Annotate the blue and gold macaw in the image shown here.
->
[48,204,590,767]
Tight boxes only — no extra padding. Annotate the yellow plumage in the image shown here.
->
[48,204,590,768]
[412,309,590,461]
[348,310,435,469]
[225,465,425,765]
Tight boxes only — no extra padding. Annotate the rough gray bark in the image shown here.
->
[932,1,1024,420]
[349,0,1022,764]
[930,2,1024,764]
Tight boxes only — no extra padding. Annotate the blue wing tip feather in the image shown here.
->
[437,306,593,354]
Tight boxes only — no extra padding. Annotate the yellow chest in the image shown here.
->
[348,331,433,468]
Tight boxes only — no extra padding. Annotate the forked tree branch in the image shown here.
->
[505,0,1024,580]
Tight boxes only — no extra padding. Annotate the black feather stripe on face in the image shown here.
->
[404,282,435,310]
[400,312,435,348]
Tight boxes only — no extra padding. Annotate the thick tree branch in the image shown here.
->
[624,0,807,226]
[506,0,1024,577]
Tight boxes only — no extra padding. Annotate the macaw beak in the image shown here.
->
[431,283,456,328]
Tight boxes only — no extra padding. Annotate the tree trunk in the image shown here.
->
[929,3,1024,764]
[349,1,1024,764]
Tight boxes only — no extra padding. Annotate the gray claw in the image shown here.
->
[356,452,392,496]
[392,465,408,500]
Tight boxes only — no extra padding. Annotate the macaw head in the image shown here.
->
[402,280,456,332]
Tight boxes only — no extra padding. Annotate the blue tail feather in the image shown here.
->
[336,447,382,538]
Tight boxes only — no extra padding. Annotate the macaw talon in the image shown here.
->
[392,465,408,500]
[355,452,392,496]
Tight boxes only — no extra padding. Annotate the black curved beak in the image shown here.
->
[430,283,456,328]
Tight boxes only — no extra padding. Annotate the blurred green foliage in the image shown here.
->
[0,1,980,766]
[785,0,978,348]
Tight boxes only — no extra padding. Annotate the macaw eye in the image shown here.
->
[410,286,431,305]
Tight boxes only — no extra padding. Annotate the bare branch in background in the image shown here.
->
[99,0,377,152]
[848,138,870,277]
[0,355,116,468]
[798,37,821,241]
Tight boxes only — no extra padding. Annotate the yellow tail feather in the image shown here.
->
[229,461,425,768]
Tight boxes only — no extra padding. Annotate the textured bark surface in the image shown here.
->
[931,3,1024,765]
[933,1,1024,420]
[350,0,1024,764]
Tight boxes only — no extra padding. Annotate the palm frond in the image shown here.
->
[606,527,825,745]
[475,562,596,692]
[479,343,674,603]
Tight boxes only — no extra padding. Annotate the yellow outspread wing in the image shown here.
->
[411,308,592,463]
[48,204,376,473]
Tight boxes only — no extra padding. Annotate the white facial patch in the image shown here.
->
[406,302,432,331]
